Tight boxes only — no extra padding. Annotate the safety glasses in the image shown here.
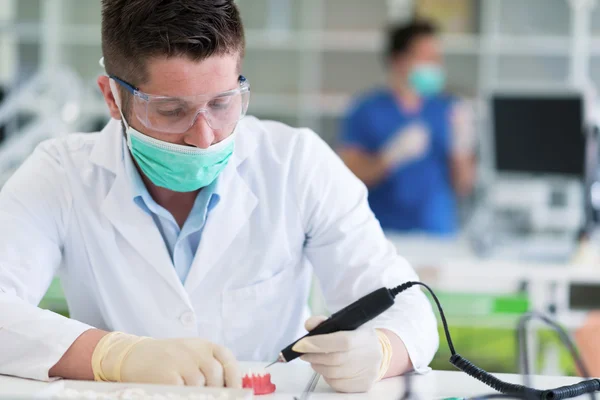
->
[110,74,250,134]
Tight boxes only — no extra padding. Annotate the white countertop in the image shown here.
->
[0,361,593,399]
[386,232,600,284]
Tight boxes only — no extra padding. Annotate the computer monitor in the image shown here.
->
[491,93,586,178]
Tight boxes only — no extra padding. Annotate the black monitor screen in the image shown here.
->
[569,283,600,310]
[492,95,586,176]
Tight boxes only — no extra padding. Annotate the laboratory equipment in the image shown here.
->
[267,286,398,366]
[294,371,320,400]
[490,92,588,234]
[492,93,586,177]
[274,280,600,399]
[569,282,600,310]
[468,91,593,262]
[488,92,589,235]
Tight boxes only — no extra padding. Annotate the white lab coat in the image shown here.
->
[0,116,438,381]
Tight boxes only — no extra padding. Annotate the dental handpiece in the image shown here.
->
[266,286,398,367]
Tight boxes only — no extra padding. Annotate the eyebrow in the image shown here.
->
[155,98,190,108]
[159,90,234,107]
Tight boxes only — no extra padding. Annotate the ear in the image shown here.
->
[97,75,122,121]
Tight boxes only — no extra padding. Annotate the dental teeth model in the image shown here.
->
[242,371,276,395]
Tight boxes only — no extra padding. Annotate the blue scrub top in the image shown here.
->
[339,87,458,235]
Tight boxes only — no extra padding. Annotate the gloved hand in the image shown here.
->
[91,332,242,388]
[292,316,393,393]
[450,100,476,155]
[381,122,430,169]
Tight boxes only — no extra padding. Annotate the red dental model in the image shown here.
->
[242,372,276,395]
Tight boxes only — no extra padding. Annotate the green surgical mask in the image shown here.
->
[124,125,235,192]
[127,127,235,192]
[408,63,445,97]
[111,80,235,192]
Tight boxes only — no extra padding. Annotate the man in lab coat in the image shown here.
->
[0,0,438,393]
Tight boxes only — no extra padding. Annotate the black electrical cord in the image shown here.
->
[392,281,600,400]
[470,395,531,400]
[517,311,591,391]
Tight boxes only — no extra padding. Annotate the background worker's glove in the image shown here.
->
[91,332,242,388]
[381,122,430,169]
[449,100,476,155]
[293,316,393,393]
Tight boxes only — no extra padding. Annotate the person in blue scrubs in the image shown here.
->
[337,19,476,236]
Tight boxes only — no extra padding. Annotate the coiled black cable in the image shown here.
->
[393,281,600,400]
[470,395,531,400]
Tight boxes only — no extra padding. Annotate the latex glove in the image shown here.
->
[381,122,430,169]
[293,316,393,393]
[91,332,242,388]
[450,100,476,155]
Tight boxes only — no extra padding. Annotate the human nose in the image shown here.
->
[183,112,215,149]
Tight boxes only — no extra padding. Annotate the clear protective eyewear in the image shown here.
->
[109,74,250,134]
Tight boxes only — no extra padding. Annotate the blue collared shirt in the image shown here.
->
[122,140,219,283]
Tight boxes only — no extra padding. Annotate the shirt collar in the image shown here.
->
[122,138,154,212]
[121,138,220,215]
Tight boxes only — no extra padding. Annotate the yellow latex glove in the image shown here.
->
[293,316,393,393]
[91,332,242,388]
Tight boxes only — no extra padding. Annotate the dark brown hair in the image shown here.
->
[101,0,245,112]
[384,19,437,63]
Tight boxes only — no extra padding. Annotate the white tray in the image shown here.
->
[34,380,254,400]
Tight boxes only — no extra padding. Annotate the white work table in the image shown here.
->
[0,361,593,399]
